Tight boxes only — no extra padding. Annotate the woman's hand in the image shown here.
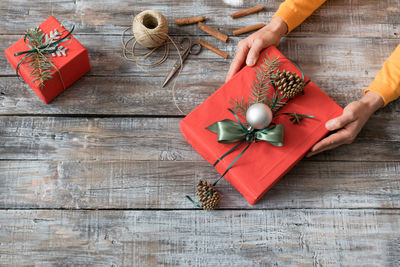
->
[226,17,288,82]
[306,91,384,157]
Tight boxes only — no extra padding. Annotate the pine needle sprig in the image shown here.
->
[230,55,281,115]
[21,28,55,88]
[249,55,280,106]
[271,97,287,114]
[24,28,44,47]
[229,97,249,117]
[25,51,53,87]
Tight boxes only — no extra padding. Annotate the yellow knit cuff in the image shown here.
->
[364,80,398,107]
[273,5,300,34]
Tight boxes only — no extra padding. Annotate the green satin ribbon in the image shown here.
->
[205,108,285,186]
[206,119,285,146]
[207,108,284,146]
[14,26,75,78]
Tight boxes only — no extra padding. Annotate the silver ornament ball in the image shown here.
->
[246,103,273,129]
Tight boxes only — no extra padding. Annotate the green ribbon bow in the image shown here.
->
[206,108,285,182]
[206,119,284,146]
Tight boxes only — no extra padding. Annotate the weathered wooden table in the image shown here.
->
[0,0,399,266]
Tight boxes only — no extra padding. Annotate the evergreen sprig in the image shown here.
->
[22,28,55,88]
[229,96,249,117]
[230,55,281,116]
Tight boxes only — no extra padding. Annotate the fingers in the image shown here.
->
[325,106,357,131]
[306,130,352,157]
[306,101,370,157]
[246,39,264,66]
[308,114,353,157]
[306,133,342,158]
[306,143,338,158]
[226,42,249,82]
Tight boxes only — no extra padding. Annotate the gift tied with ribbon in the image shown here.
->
[186,55,315,210]
[14,25,74,89]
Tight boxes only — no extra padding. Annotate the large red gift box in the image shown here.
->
[180,46,343,205]
[4,16,90,104]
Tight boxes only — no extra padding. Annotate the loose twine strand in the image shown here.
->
[121,10,185,114]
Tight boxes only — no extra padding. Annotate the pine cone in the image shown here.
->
[273,69,305,99]
[196,180,221,210]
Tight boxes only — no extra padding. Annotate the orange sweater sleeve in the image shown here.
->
[273,0,399,106]
[364,45,400,106]
[273,0,327,33]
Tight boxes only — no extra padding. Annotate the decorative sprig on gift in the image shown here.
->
[44,29,62,45]
[249,55,280,106]
[230,55,307,116]
[23,28,56,88]
[230,55,281,116]
[229,96,249,117]
[14,25,73,89]
[44,29,69,57]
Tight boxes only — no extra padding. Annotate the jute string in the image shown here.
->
[121,10,185,114]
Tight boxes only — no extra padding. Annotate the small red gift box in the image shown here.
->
[4,16,90,104]
[180,46,343,205]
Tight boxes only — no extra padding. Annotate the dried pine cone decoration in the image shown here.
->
[273,69,305,99]
[196,180,221,210]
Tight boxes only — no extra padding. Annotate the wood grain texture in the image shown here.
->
[1,210,400,266]
[1,35,398,76]
[0,116,399,162]
[1,160,399,209]
[0,0,399,38]
[0,75,399,116]
[0,36,399,115]
[1,0,400,264]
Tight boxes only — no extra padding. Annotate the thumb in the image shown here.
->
[246,39,264,66]
[325,112,356,131]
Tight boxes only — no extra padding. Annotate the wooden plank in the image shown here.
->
[0,160,399,209]
[1,35,398,76]
[0,36,399,115]
[0,0,398,38]
[0,76,378,116]
[0,116,399,162]
[0,209,399,266]
[0,76,398,116]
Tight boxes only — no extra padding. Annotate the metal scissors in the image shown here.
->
[162,38,202,87]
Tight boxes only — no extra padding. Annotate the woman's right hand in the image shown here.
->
[226,17,288,82]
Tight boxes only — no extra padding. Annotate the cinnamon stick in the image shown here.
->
[199,40,229,59]
[174,16,206,25]
[233,23,265,36]
[230,6,263,19]
[197,22,229,43]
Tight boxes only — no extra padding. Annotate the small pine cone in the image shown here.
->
[196,180,221,210]
[273,69,305,99]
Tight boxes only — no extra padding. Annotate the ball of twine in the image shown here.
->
[121,10,185,114]
[132,10,168,48]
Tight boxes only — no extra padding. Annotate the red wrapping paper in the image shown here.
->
[4,16,90,104]
[180,46,343,205]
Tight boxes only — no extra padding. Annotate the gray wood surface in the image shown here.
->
[1,210,400,266]
[1,160,399,209]
[0,0,399,266]
[0,36,399,115]
[1,116,399,161]
[0,0,398,38]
